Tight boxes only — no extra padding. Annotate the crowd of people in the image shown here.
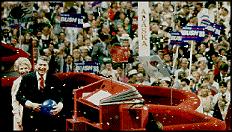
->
[1,1,231,130]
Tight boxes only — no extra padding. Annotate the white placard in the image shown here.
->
[138,2,150,56]
[86,90,112,106]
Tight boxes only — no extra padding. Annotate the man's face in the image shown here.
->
[36,59,49,75]
[219,85,227,94]
[59,33,65,40]
[163,54,170,61]
[122,40,129,47]
[66,55,73,64]
[161,81,169,87]
[211,55,218,62]
[42,27,50,36]
[18,64,30,76]
[106,63,112,70]
[180,81,187,88]
[195,5,201,12]
[221,69,228,76]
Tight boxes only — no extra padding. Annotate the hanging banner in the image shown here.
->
[138,2,150,56]
[181,26,205,42]
[169,32,189,46]
[110,46,129,63]
[60,14,83,28]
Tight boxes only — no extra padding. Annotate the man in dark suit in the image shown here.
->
[91,34,112,65]
[63,54,76,73]
[214,63,229,83]
[16,56,64,131]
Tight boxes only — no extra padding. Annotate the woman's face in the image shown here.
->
[18,64,30,76]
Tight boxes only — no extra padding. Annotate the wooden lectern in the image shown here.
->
[66,78,148,131]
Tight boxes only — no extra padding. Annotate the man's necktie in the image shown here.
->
[69,65,72,72]
[40,75,44,90]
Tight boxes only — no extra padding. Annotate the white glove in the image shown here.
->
[50,102,63,115]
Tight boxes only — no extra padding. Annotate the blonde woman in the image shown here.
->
[197,83,214,116]
[11,57,32,131]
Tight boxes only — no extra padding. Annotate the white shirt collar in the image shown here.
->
[36,71,47,81]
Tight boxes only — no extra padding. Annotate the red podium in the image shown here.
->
[66,78,148,131]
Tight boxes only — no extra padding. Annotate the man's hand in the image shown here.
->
[25,100,41,112]
[50,102,63,116]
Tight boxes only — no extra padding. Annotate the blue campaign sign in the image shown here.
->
[91,1,101,7]
[181,26,205,42]
[169,32,188,46]
[75,61,84,72]
[74,61,99,73]
[201,19,211,27]
[83,61,99,73]
[60,14,83,28]
[205,22,224,37]
[201,19,224,37]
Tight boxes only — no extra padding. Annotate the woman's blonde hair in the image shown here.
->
[14,57,32,71]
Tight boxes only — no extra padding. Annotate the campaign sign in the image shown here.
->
[74,61,99,73]
[49,1,63,7]
[200,19,211,27]
[83,61,99,73]
[181,26,205,42]
[169,32,188,46]
[91,1,102,7]
[204,21,224,37]
[110,46,129,63]
[75,61,84,72]
[60,14,83,28]
[199,15,210,26]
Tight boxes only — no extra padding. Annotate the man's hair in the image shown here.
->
[181,78,190,85]
[196,3,203,7]
[211,51,219,57]
[219,81,227,87]
[219,63,229,71]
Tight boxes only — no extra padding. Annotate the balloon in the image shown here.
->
[40,99,57,116]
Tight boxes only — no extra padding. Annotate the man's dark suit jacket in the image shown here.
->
[91,42,111,65]
[214,73,228,83]
[16,72,64,131]
[63,63,76,73]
